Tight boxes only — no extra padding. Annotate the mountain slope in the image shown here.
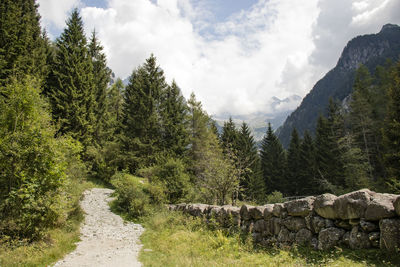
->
[277,24,400,148]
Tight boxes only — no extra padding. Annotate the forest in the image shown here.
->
[1,0,400,246]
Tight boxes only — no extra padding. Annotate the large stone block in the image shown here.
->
[286,196,315,217]
[283,217,306,232]
[364,193,397,221]
[295,228,313,246]
[394,196,400,216]
[240,205,254,221]
[333,189,372,220]
[272,203,287,218]
[380,218,400,251]
[263,204,274,219]
[314,193,337,219]
[349,226,371,249]
[249,206,265,220]
[318,227,345,250]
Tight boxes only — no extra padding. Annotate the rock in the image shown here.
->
[263,204,274,219]
[249,206,265,220]
[272,203,287,218]
[263,217,282,236]
[380,218,400,251]
[286,197,315,217]
[393,196,400,216]
[176,203,187,211]
[295,228,313,246]
[333,189,372,220]
[283,217,306,232]
[252,232,262,243]
[253,219,267,233]
[341,231,350,247]
[325,219,334,228]
[369,232,380,248]
[240,205,254,221]
[314,194,337,219]
[349,219,360,226]
[334,220,352,230]
[310,216,326,233]
[168,204,176,211]
[188,204,208,217]
[349,226,371,249]
[278,227,294,244]
[221,205,240,226]
[318,227,345,250]
[360,219,378,232]
[365,193,397,221]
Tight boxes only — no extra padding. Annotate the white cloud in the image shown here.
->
[38,0,81,33]
[38,0,400,116]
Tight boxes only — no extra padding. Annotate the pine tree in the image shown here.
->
[382,60,400,192]
[237,122,264,202]
[159,80,189,157]
[0,0,47,84]
[106,78,124,138]
[46,9,95,147]
[120,55,167,171]
[221,117,239,151]
[285,128,301,196]
[260,123,286,194]
[88,30,111,145]
[298,131,318,195]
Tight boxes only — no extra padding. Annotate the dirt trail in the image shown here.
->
[54,188,144,267]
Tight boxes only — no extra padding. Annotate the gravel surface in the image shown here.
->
[54,188,144,267]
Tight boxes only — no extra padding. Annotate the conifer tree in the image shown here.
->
[89,30,111,145]
[298,131,318,195]
[46,9,95,147]
[159,80,189,157]
[120,55,167,171]
[0,0,47,84]
[221,117,239,151]
[237,122,265,202]
[383,60,400,192]
[286,128,301,196]
[106,78,124,137]
[260,123,286,194]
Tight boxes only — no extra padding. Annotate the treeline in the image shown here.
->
[261,62,400,196]
[1,1,400,243]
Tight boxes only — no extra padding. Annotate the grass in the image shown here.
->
[139,210,400,267]
[0,179,99,267]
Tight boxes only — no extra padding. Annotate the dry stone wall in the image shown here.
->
[169,189,400,251]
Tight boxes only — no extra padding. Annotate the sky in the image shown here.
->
[37,0,400,116]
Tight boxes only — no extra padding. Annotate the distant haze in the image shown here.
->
[38,0,400,116]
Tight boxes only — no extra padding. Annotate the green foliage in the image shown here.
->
[0,0,47,84]
[265,191,285,204]
[138,157,190,204]
[45,9,96,147]
[0,77,65,240]
[285,128,301,196]
[261,123,286,194]
[111,172,165,218]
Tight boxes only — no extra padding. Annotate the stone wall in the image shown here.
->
[168,189,400,251]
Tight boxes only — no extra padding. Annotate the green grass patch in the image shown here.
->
[0,179,97,267]
[139,210,400,267]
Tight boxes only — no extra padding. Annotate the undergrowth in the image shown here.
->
[0,179,97,267]
[138,210,400,267]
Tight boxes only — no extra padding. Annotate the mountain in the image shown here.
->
[277,24,400,148]
[213,95,301,141]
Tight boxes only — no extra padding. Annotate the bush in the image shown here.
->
[137,157,190,203]
[0,78,66,240]
[265,191,285,204]
[111,172,166,217]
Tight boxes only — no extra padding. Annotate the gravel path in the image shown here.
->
[54,188,144,267]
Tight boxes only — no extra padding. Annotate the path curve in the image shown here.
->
[54,188,144,267]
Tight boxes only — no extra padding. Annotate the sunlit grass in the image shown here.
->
[139,210,400,267]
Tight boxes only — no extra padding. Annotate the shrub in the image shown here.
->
[265,191,285,204]
[0,78,66,240]
[111,172,165,217]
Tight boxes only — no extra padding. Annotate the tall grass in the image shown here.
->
[139,210,400,267]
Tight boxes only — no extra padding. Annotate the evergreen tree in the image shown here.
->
[298,131,318,195]
[383,60,400,192]
[159,80,189,157]
[221,117,239,151]
[237,122,264,202]
[46,9,95,147]
[120,55,167,171]
[106,78,124,137]
[88,30,111,145]
[0,0,47,84]
[260,123,286,194]
[285,128,301,196]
